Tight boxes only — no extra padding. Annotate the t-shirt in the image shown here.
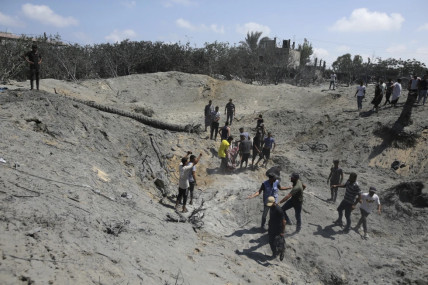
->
[330,74,336,81]
[204,104,214,117]
[179,162,194,189]
[188,165,196,183]
[268,204,285,235]
[391,83,402,100]
[263,137,275,149]
[239,140,251,154]
[380,83,386,94]
[260,180,281,204]
[356,85,366,97]
[360,193,380,213]
[329,167,343,185]
[240,132,249,140]
[343,180,362,204]
[289,180,304,204]
[25,50,42,70]
[218,139,230,158]
[386,82,394,94]
[410,78,420,90]
[212,111,220,123]
[256,118,264,128]
[226,102,235,114]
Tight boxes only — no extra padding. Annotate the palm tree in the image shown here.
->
[239,31,263,53]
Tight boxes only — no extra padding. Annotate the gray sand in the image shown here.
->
[0,72,427,284]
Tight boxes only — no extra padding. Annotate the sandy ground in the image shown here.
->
[0,72,427,285]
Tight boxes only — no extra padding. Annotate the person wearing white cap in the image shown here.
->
[354,186,381,239]
[266,196,286,260]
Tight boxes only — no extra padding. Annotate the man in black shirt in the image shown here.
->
[267,196,286,260]
[224,99,235,125]
[24,44,42,90]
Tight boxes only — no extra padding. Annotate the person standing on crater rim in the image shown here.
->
[327,159,344,203]
[354,186,381,239]
[24,43,42,90]
[247,173,288,231]
[331,172,362,233]
[225,99,235,125]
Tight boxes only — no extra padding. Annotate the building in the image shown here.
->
[258,38,300,69]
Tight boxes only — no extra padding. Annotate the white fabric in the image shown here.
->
[179,162,194,189]
[380,83,386,94]
[391,83,402,100]
[360,193,380,213]
[331,74,336,81]
[188,165,196,182]
[356,85,366,97]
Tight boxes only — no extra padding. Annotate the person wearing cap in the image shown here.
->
[327,160,343,203]
[218,136,233,173]
[176,151,202,213]
[224,99,235,125]
[354,187,381,239]
[331,172,362,233]
[266,196,286,260]
[24,43,42,90]
[279,173,306,233]
[247,173,289,231]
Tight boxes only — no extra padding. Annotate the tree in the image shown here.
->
[297,38,313,67]
[239,31,263,53]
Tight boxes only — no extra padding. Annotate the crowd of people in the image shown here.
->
[350,74,428,112]
[178,98,384,261]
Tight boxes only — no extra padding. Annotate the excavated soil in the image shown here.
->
[0,72,427,285]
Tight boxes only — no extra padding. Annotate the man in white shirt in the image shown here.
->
[176,152,202,212]
[354,81,366,111]
[354,186,381,239]
[391,78,402,107]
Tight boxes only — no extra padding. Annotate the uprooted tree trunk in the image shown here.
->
[54,91,202,133]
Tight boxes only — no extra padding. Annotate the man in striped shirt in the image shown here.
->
[331,172,362,233]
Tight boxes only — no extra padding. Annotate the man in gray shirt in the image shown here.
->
[239,135,251,169]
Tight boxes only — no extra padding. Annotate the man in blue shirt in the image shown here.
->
[254,132,275,168]
[247,173,288,231]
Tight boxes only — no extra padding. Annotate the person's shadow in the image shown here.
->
[224,226,260,238]
[359,110,375,117]
[209,147,217,158]
[233,234,275,266]
[309,223,341,240]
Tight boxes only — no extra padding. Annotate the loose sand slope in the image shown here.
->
[0,72,427,285]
